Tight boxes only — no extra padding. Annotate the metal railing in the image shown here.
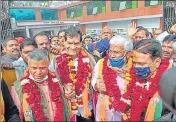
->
[0,0,13,41]
[163,1,176,31]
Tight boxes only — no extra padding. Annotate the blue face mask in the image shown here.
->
[109,57,125,68]
[134,66,151,79]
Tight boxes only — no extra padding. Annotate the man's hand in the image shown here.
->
[93,50,101,58]
[50,47,59,55]
[127,22,138,39]
[1,63,14,70]
[110,67,126,79]
[64,83,76,99]
[95,79,106,93]
[170,24,176,33]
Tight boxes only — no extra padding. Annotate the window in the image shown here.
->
[145,0,162,7]
[9,8,36,21]
[66,4,83,18]
[86,1,106,15]
[111,0,138,12]
[41,9,58,20]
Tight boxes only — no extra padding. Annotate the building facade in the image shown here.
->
[9,0,163,37]
[58,0,163,35]
[9,6,79,38]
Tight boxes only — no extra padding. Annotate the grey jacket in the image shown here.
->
[1,54,19,64]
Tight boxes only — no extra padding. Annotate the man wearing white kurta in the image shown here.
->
[91,35,133,121]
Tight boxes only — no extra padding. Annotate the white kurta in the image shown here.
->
[91,59,127,121]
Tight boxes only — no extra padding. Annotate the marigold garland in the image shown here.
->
[102,56,121,110]
[56,48,92,112]
[21,71,64,121]
[123,57,133,93]
[56,49,92,95]
[102,56,132,110]
[118,58,170,121]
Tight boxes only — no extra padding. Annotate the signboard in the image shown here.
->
[16,20,80,27]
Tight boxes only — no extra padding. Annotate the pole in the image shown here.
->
[25,26,30,38]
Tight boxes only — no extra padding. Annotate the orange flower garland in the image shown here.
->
[56,48,92,116]
[118,58,170,121]
[21,71,64,121]
[102,55,121,110]
[99,56,132,121]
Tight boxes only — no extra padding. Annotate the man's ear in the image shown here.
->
[20,50,23,57]
[80,41,82,47]
[147,36,150,39]
[151,58,161,73]
[154,57,161,68]
[63,41,67,47]
[126,51,133,59]
[3,46,7,53]
[131,50,135,58]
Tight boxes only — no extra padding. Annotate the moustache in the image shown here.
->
[12,49,19,52]
[163,51,170,55]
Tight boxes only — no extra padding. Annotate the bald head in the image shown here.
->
[102,26,112,40]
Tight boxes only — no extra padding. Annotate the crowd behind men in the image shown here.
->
[0,22,176,121]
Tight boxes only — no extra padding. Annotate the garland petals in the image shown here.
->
[21,72,64,121]
[102,56,121,110]
[56,48,92,113]
[120,58,170,121]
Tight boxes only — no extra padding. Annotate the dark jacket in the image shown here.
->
[1,78,21,122]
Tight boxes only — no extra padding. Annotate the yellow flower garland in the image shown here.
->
[66,49,92,116]
[67,59,91,85]
[67,60,77,83]
[123,57,133,93]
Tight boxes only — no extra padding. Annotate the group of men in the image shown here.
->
[1,22,176,122]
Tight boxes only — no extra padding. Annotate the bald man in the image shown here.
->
[87,26,113,62]
[101,26,113,40]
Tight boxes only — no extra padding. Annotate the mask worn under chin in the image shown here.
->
[134,66,151,79]
[109,57,125,68]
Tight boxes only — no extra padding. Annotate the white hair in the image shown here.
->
[109,35,133,51]
[28,48,49,61]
